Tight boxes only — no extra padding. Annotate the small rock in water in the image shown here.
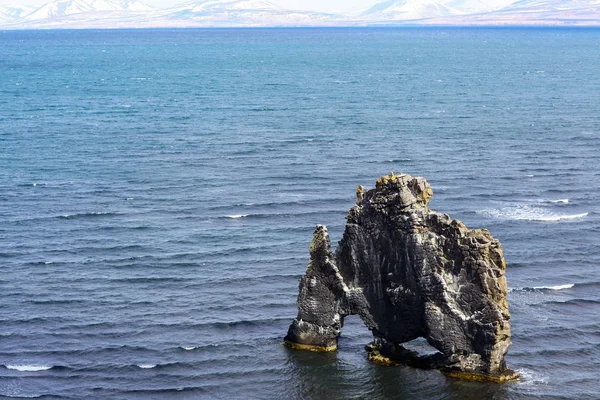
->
[284,173,518,383]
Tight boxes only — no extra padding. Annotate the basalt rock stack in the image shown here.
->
[284,173,518,382]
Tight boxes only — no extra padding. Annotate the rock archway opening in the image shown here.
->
[338,315,372,344]
[400,337,443,357]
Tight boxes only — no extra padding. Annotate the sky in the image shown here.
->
[0,0,371,13]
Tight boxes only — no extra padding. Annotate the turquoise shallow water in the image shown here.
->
[0,27,599,399]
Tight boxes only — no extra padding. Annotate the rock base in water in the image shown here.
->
[284,173,518,383]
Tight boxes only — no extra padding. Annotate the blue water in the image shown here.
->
[0,28,599,399]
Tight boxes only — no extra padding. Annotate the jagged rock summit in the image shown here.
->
[284,173,518,382]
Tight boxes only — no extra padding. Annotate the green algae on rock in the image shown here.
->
[284,173,518,383]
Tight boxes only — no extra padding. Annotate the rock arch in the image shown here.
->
[284,173,518,382]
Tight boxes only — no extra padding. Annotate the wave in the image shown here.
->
[516,368,549,386]
[210,196,350,212]
[575,281,600,289]
[137,364,157,369]
[10,211,120,224]
[545,199,569,204]
[204,273,301,286]
[216,209,348,222]
[477,205,588,222]
[531,284,575,290]
[58,212,118,219]
[107,277,189,284]
[4,365,53,372]
[142,317,290,331]
[181,346,197,351]
[29,299,85,305]
[387,158,412,163]
[512,284,575,292]
[544,299,600,306]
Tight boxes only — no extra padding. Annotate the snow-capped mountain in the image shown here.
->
[488,0,600,22]
[443,0,516,13]
[160,0,341,27]
[0,5,33,22]
[357,0,522,20]
[423,0,600,25]
[494,0,600,12]
[359,0,461,20]
[24,0,154,21]
[167,0,283,13]
[1,0,599,29]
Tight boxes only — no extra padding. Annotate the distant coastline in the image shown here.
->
[1,0,599,30]
[2,23,600,31]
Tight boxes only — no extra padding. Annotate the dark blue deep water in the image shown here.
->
[0,28,599,399]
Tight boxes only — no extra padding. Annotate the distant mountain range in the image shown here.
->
[0,4,33,22]
[422,0,600,25]
[357,0,517,20]
[0,0,598,28]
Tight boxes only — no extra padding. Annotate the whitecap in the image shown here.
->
[515,368,549,386]
[511,283,575,292]
[226,215,248,219]
[388,158,412,162]
[540,213,588,221]
[5,365,52,372]
[532,284,574,290]
[137,364,156,369]
[44,261,53,265]
[181,346,197,351]
[477,205,588,222]
[546,199,569,204]
[58,212,114,219]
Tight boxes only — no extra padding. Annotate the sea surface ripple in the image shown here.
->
[0,28,599,399]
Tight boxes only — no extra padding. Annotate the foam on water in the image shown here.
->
[478,205,588,221]
[226,214,249,219]
[532,284,574,290]
[5,365,52,372]
[58,212,117,219]
[137,364,157,369]
[546,199,569,204]
[516,368,549,386]
[512,284,575,292]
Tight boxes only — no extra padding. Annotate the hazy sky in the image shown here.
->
[0,0,371,13]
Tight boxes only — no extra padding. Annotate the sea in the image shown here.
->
[0,27,599,399]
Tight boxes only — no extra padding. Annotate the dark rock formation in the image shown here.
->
[284,173,518,382]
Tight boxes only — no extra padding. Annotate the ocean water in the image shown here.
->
[0,27,599,399]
